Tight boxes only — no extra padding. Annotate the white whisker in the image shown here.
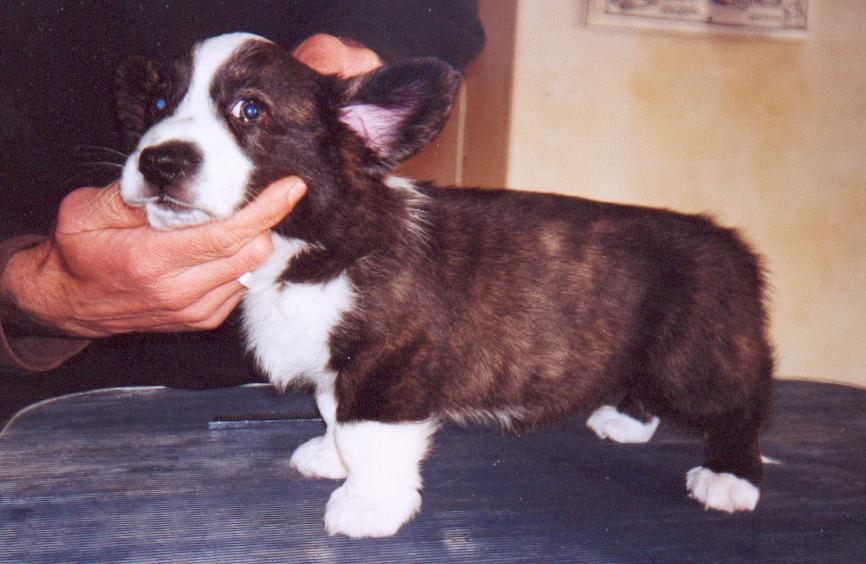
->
[76,161,125,169]
[75,144,129,159]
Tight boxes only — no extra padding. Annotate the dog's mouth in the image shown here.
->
[125,191,205,213]
[154,193,200,213]
[122,189,218,230]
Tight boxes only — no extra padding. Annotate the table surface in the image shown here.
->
[1,380,864,563]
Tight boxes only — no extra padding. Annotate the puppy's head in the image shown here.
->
[115,32,460,230]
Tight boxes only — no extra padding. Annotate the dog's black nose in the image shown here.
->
[138,142,202,189]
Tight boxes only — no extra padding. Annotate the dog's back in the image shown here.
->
[329,183,772,432]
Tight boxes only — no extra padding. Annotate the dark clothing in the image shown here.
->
[0,1,484,426]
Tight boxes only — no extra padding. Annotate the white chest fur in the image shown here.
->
[241,235,355,390]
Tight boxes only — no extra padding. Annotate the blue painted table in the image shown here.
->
[1,380,864,562]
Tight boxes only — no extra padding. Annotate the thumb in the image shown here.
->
[57,183,147,234]
[168,176,307,261]
[222,176,307,239]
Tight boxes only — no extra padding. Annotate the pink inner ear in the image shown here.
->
[339,103,411,157]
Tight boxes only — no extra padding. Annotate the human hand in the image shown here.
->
[1,177,306,338]
[292,33,384,77]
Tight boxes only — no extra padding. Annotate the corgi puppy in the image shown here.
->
[116,33,773,538]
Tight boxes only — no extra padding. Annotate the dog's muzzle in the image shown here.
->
[137,141,203,200]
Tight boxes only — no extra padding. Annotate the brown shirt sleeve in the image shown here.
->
[0,236,90,372]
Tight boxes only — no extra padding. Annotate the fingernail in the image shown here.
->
[288,180,306,202]
[237,272,254,288]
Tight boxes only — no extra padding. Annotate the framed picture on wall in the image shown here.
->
[586,0,809,38]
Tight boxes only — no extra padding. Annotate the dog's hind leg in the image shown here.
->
[587,393,660,444]
[686,406,766,513]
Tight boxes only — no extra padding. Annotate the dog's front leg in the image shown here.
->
[290,385,348,479]
[324,419,437,538]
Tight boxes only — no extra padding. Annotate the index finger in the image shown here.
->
[167,176,307,261]
[57,183,148,234]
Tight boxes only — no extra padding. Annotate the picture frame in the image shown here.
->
[586,0,809,39]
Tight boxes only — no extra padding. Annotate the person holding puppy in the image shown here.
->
[0,1,484,424]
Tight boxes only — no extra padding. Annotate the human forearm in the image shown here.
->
[0,236,48,331]
[1,239,71,335]
[0,236,90,372]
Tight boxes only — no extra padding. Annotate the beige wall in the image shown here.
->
[504,1,865,386]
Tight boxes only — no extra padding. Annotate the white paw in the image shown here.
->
[586,405,660,443]
[686,466,760,513]
[324,482,421,538]
[289,435,347,480]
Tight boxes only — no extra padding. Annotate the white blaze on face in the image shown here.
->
[120,32,266,230]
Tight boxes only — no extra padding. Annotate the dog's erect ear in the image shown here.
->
[113,55,163,150]
[337,58,461,169]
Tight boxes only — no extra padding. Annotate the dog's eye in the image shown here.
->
[231,98,263,122]
[154,97,167,111]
